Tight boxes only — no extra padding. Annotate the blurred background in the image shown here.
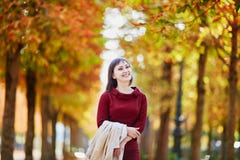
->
[0,0,239,160]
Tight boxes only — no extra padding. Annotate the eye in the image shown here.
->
[125,65,130,69]
[117,67,123,71]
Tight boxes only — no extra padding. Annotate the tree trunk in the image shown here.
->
[155,108,171,160]
[190,47,208,160]
[63,114,74,159]
[52,110,58,160]
[140,117,151,160]
[226,11,238,160]
[238,119,240,160]
[1,45,21,160]
[155,61,172,160]
[70,120,81,149]
[207,123,212,156]
[220,122,227,160]
[68,115,83,150]
[41,94,48,160]
[25,69,37,160]
[41,94,53,160]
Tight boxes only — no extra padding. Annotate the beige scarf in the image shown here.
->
[86,120,127,160]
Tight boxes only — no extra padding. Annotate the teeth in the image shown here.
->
[122,74,130,78]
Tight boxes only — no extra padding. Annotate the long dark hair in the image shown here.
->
[106,57,133,91]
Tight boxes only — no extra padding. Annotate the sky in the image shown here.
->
[100,7,147,89]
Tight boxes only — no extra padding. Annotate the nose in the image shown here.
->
[123,68,129,72]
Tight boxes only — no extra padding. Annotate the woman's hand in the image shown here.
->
[113,127,140,158]
[113,140,126,157]
[113,135,133,157]
[127,126,140,139]
[113,147,122,157]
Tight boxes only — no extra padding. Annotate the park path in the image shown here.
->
[13,149,41,160]
[12,149,64,160]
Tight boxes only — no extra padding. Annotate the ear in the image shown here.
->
[112,73,116,79]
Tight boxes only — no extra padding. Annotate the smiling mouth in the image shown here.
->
[122,73,131,78]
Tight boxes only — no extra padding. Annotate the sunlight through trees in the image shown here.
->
[0,0,239,160]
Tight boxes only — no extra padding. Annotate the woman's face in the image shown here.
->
[113,60,132,84]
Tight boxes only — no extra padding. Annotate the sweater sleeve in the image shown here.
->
[97,92,110,127]
[133,94,147,133]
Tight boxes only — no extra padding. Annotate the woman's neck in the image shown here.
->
[116,83,133,94]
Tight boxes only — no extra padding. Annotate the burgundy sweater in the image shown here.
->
[97,87,147,159]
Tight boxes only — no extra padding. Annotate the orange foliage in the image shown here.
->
[45,1,103,53]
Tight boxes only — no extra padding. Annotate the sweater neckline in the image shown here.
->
[111,87,139,99]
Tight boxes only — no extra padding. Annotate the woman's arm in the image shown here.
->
[123,94,147,141]
[132,94,148,133]
[97,92,110,127]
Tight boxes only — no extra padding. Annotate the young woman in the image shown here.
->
[97,57,148,160]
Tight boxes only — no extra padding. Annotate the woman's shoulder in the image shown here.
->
[132,86,147,99]
[133,87,146,95]
[100,90,111,98]
[134,87,148,105]
[98,91,111,103]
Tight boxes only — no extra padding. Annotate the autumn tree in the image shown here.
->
[122,1,239,160]
[1,1,103,160]
[224,1,239,159]
[26,1,103,159]
[188,1,213,159]
[86,1,239,160]
[0,1,26,159]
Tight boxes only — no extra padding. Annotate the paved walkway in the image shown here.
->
[13,149,41,160]
[10,149,64,160]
